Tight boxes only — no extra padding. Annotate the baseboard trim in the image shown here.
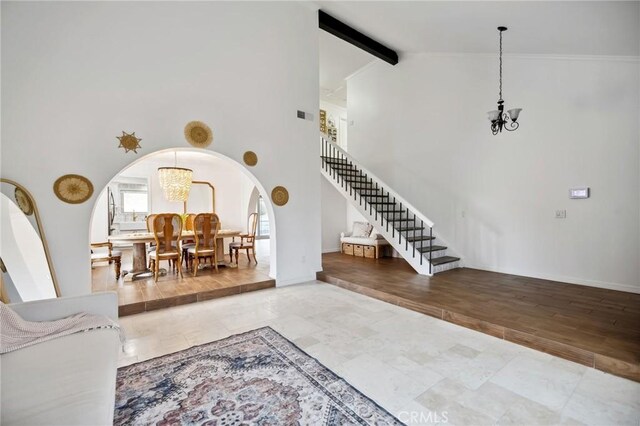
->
[463,263,640,294]
[276,272,319,287]
[322,247,341,254]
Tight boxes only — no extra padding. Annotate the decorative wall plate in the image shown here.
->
[53,174,94,204]
[243,151,258,167]
[271,186,289,207]
[14,187,34,215]
[184,121,213,148]
[117,131,142,153]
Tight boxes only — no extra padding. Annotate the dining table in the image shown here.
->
[108,229,242,281]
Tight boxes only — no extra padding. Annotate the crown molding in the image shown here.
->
[405,51,640,62]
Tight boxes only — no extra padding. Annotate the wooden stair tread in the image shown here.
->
[328,163,356,169]
[396,226,425,231]
[418,245,447,252]
[405,235,435,241]
[430,256,460,266]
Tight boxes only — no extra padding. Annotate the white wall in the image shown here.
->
[91,189,109,244]
[1,1,321,294]
[346,203,367,229]
[319,101,350,251]
[321,178,347,252]
[348,54,639,292]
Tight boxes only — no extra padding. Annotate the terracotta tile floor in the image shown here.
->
[92,240,273,316]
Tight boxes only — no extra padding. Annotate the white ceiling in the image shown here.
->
[320,30,374,107]
[317,1,640,57]
[317,1,639,108]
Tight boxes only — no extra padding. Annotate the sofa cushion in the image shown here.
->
[352,222,373,238]
[341,236,389,246]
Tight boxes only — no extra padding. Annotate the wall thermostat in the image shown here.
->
[569,187,590,199]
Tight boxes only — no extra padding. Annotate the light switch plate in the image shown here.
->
[555,210,567,219]
[569,187,590,199]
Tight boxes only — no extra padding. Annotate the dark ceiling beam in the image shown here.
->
[319,10,399,66]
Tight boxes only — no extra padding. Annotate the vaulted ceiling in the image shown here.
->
[319,30,373,107]
[317,1,639,57]
[318,1,639,107]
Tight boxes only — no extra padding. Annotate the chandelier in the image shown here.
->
[158,152,193,202]
[487,26,522,135]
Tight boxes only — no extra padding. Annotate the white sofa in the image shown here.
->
[1,292,120,426]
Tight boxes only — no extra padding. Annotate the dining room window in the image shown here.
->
[256,196,269,238]
[121,190,148,214]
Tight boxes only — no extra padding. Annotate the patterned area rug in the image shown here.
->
[115,327,402,425]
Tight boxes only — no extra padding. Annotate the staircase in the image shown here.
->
[321,138,460,275]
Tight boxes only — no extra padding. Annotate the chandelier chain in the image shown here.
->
[499,29,503,102]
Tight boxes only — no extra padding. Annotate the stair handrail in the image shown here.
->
[321,138,435,229]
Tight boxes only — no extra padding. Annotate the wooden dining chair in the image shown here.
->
[90,242,122,280]
[230,212,259,264]
[185,214,197,231]
[182,213,197,268]
[145,214,158,268]
[148,213,183,282]
[145,214,157,233]
[187,213,220,276]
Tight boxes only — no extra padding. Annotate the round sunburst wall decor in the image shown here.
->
[184,121,213,148]
[14,187,34,215]
[271,186,289,207]
[53,174,94,204]
[243,151,258,167]
[117,131,142,153]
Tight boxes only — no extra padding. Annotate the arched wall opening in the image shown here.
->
[89,147,277,279]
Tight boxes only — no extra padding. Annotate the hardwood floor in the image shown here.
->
[92,240,273,317]
[318,253,640,382]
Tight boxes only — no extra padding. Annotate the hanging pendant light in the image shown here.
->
[487,26,522,135]
[158,152,193,202]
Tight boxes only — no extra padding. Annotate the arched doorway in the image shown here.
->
[89,148,277,311]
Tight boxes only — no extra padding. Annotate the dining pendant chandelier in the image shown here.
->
[487,26,522,135]
[158,152,193,202]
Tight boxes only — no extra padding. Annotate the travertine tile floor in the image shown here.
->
[119,282,640,426]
